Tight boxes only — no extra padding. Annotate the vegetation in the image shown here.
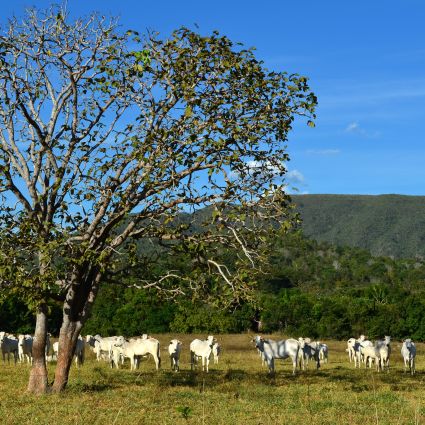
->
[0,5,316,393]
[3,230,425,340]
[293,194,425,258]
[0,334,424,425]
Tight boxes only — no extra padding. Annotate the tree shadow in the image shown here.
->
[68,381,115,393]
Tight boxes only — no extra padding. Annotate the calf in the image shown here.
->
[18,334,33,364]
[375,336,391,372]
[298,338,320,370]
[319,343,328,364]
[190,335,215,373]
[362,345,380,369]
[168,339,182,372]
[211,342,221,365]
[401,339,416,375]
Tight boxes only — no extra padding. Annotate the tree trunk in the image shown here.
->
[51,267,102,392]
[27,305,49,394]
[51,316,82,393]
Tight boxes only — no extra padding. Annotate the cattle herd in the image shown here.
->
[0,332,221,373]
[0,331,417,376]
[254,334,417,376]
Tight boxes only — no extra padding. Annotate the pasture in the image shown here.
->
[1,334,425,425]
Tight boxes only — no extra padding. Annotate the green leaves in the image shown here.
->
[0,12,317,321]
[184,105,193,118]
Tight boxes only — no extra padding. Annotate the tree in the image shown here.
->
[0,5,317,393]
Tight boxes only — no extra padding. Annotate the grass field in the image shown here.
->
[0,334,424,425]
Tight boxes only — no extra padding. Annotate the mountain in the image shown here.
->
[291,194,425,258]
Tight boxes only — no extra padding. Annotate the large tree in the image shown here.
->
[0,6,317,393]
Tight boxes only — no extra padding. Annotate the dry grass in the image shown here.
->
[1,334,425,424]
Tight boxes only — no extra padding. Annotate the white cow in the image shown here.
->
[298,338,321,370]
[190,335,215,373]
[211,342,221,365]
[347,335,367,366]
[356,338,373,368]
[0,332,18,364]
[253,335,266,366]
[168,339,182,372]
[86,335,125,362]
[112,337,161,370]
[18,334,33,364]
[362,336,391,372]
[74,336,85,367]
[362,345,380,369]
[375,336,391,372]
[255,336,300,375]
[319,343,328,363]
[347,335,365,362]
[401,339,416,375]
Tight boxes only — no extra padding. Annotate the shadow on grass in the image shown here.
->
[68,381,115,393]
[65,361,425,394]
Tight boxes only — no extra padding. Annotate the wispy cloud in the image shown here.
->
[245,160,281,175]
[283,169,308,194]
[230,159,285,180]
[346,122,359,132]
[286,169,305,184]
[345,121,380,138]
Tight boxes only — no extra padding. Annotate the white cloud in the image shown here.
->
[346,122,359,132]
[345,122,380,138]
[286,169,305,184]
[245,160,282,175]
[230,160,285,180]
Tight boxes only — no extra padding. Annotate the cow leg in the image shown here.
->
[267,358,274,374]
[292,356,297,375]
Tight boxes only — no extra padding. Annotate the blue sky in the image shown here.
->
[2,0,424,195]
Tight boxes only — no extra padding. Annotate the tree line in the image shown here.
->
[3,231,425,340]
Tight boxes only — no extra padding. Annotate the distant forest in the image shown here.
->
[2,194,425,340]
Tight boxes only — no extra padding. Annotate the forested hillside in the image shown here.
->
[292,194,425,258]
[3,194,425,338]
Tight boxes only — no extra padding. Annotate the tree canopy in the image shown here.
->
[0,5,316,393]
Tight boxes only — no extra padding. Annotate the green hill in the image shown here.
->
[292,194,425,258]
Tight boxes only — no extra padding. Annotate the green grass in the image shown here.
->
[1,334,425,424]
